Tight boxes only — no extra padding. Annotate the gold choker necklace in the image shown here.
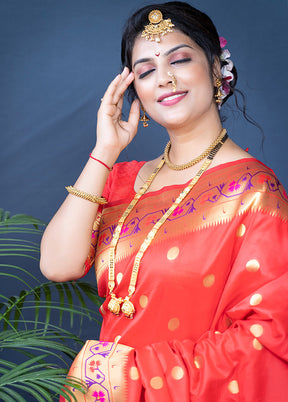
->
[107,130,228,319]
[164,128,227,170]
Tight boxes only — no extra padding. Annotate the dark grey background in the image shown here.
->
[0,0,287,380]
[1,0,287,222]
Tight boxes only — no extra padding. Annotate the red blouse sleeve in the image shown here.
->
[125,213,288,401]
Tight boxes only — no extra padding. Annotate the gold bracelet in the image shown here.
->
[65,186,107,205]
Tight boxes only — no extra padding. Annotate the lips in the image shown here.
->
[157,91,188,105]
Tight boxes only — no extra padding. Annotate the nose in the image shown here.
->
[157,65,174,88]
[156,66,177,93]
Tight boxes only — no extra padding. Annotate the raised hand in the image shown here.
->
[94,67,140,162]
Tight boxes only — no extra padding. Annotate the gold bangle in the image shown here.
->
[65,186,107,205]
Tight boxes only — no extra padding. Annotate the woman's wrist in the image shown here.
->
[90,144,121,170]
[89,154,113,171]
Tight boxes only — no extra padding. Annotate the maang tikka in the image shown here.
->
[141,9,174,42]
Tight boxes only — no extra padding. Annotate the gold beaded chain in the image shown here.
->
[164,128,227,171]
[107,129,228,319]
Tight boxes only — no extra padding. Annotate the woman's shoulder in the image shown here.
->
[206,157,288,220]
[207,156,283,193]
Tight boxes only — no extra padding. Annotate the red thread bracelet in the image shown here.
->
[89,154,112,171]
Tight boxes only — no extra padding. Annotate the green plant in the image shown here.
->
[0,209,103,401]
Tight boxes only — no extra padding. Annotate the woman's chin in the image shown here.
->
[156,113,197,130]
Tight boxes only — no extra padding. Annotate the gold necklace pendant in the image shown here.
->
[106,130,228,319]
[108,294,123,315]
[121,297,135,319]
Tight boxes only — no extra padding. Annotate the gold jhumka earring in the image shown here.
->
[139,104,150,127]
[215,78,223,105]
[168,72,177,92]
[141,9,174,42]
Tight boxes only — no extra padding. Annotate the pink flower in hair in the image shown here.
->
[219,36,227,49]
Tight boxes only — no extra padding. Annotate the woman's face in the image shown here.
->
[132,30,218,131]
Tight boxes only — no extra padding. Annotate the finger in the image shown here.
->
[111,97,124,122]
[101,72,123,104]
[100,67,130,107]
[127,99,141,135]
[112,84,126,120]
[116,96,124,117]
[112,71,135,105]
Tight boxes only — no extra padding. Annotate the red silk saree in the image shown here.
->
[64,158,288,401]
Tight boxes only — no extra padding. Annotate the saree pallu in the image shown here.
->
[66,158,288,401]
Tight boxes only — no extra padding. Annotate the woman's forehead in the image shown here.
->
[132,30,200,62]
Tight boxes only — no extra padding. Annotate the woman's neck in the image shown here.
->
[166,115,223,166]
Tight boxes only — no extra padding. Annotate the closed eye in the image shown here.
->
[139,69,155,79]
[171,57,191,65]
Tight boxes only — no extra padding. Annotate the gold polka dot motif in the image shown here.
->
[171,366,184,380]
[139,295,148,308]
[250,293,263,306]
[194,355,203,369]
[168,317,180,331]
[250,324,264,338]
[203,274,215,288]
[253,338,264,350]
[129,366,140,381]
[236,223,246,237]
[228,380,239,394]
[246,259,260,272]
[116,272,123,284]
[167,246,180,261]
[150,376,163,389]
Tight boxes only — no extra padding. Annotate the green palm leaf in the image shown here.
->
[0,356,86,401]
[0,210,102,400]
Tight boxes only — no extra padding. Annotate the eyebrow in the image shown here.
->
[133,44,194,68]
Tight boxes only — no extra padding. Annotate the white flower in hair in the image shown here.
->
[219,37,234,99]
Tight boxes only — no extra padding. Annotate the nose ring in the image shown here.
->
[168,72,177,92]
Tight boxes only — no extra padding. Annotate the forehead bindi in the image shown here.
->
[132,30,198,65]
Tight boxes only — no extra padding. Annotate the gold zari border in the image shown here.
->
[91,163,288,282]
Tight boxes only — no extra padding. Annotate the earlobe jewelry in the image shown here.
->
[168,72,177,92]
[139,104,150,127]
[215,78,223,105]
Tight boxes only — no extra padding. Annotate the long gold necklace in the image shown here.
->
[164,128,227,170]
[107,129,228,319]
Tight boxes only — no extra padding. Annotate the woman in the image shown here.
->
[40,2,288,401]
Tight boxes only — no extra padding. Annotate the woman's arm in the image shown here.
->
[40,68,140,282]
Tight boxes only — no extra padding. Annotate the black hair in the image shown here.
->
[121,1,237,105]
